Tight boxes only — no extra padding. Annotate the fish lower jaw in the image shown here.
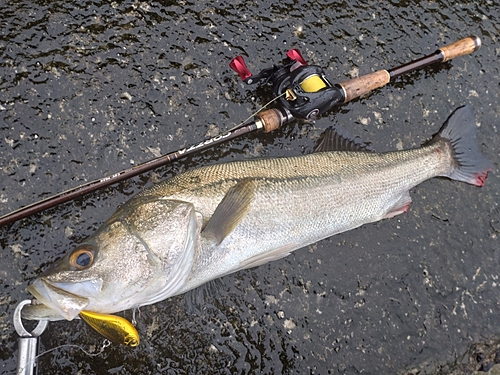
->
[20,298,74,321]
[26,279,90,321]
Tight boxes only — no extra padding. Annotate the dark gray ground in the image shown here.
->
[1,1,499,374]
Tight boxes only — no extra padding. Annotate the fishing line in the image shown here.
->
[16,340,113,374]
[226,92,287,132]
[36,339,112,359]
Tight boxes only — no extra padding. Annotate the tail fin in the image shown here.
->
[434,105,493,186]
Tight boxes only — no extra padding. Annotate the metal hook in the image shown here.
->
[14,300,48,375]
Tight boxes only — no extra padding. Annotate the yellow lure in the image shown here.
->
[79,310,140,347]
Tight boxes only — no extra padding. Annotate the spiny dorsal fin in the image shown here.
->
[314,126,372,153]
[202,178,256,245]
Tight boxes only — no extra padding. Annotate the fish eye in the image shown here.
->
[69,245,95,270]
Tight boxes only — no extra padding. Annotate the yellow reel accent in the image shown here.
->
[300,74,327,93]
[80,310,140,347]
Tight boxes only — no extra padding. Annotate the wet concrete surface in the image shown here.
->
[0,1,499,374]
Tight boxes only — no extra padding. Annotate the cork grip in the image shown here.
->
[256,108,283,133]
[439,35,481,62]
[337,70,391,103]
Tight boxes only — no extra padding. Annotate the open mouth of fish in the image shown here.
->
[23,278,90,321]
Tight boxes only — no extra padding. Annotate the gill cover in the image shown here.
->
[116,196,199,304]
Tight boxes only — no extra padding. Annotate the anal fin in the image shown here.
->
[384,192,412,219]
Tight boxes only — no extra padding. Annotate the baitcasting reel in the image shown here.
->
[230,49,344,120]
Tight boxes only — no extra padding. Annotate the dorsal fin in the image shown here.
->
[314,126,372,153]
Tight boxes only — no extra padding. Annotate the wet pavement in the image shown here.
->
[0,1,499,374]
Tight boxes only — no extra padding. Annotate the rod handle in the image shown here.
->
[439,35,481,62]
[255,108,293,133]
[337,70,391,103]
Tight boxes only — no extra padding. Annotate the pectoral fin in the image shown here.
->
[202,178,256,245]
[184,278,226,314]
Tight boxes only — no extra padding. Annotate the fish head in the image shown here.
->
[23,198,199,321]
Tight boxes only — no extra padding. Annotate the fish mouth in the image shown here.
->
[23,278,90,321]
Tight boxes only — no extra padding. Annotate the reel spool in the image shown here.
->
[300,74,328,93]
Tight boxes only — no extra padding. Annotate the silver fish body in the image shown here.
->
[147,146,449,294]
[24,105,493,321]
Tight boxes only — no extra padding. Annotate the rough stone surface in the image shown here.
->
[1,1,499,374]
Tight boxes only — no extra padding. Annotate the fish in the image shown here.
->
[23,105,493,324]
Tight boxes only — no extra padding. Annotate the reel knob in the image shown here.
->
[229,56,253,82]
[286,49,308,66]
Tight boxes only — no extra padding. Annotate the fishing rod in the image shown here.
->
[230,35,481,122]
[0,35,481,228]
